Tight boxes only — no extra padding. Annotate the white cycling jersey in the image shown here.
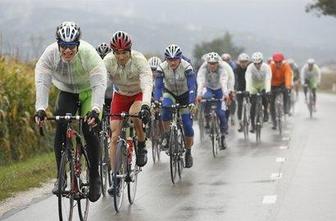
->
[300,63,321,87]
[245,62,272,94]
[103,50,153,106]
[196,61,228,96]
[35,40,107,112]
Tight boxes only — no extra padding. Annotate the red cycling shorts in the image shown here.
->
[110,92,143,120]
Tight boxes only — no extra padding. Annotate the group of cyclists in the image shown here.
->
[34,21,322,205]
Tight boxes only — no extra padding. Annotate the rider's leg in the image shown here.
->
[161,94,174,149]
[236,94,243,129]
[262,93,269,122]
[270,87,277,129]
[181,113,194,168]
[249,95,256,132]
[53,91,79,193]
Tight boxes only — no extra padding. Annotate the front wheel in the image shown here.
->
[58,152,74,221]
[210,115,219,158]
[127,139,139,204]
[77,147,90,221]
[113,141,126,213]
[169,129,178,184]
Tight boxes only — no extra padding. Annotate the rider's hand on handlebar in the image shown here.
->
[86,109,100,127]
[139,104,151,124]
[196,96,202,104]
[35,110,47,127]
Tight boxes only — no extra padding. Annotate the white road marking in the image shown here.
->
[270,173,283,180]
[276,157,286,162]
[279,145,289,149]
[282,137,290,141]
[262,195,277,204]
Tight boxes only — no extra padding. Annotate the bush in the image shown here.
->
[0,57,56,165]
[320,72,336,91]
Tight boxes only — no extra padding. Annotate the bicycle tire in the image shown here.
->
[113,141,126,213]
[58,151,74,221]
[150,118,157,164]
[210,114,218,158]
[169,129,178,184]
[255,104,262,144]
[243,104,249,140]
[127,139,139,204]
[309,92,313,119]
[198,108,205,143]
[99,134,110,197]
[77,146,90,221]
[177,125,185,179]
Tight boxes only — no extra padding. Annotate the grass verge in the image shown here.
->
[0,152,56,202]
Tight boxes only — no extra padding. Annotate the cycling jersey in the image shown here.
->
[300,63,321,88]
[154,58,196,104]
[270,61,292,89]
[103,50,153,106]
[35,40,107,112]
[245,63,272,94]
[196,61,228,97]
[234,64,249,91]
[222,61,235,92]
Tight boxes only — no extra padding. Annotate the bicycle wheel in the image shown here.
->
[100,133,110,197]
[242,104,249,140]
[58,151,74,221]
[113,141,126,212]
[127,139,139,204]
[277,104,282,136]
[255,106,262,144]
[169,129,178,184]
[309,92,313,119]
[150,118,157,164]
[177,126,185,179]
[198,108,205,142]
[210,115,219,158]
[77,146,90,221]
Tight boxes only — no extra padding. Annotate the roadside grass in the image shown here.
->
[0,152,56,201]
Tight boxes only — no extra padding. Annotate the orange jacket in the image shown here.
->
[270,62,292,89]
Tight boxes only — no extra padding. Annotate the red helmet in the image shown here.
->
[110,31,132,51]
[272,52,285,62]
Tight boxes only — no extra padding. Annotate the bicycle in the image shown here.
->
[165,104,188,184]
[41,114,90,221]
[110,112,141,213]
[98,107,112,197]
[196,102,206,143]
[150,102,162,164]
[306,86,314,119]
[236,91,250,140]
[254,92,265,144]
[201,98,223,158]
[273,88,286,136]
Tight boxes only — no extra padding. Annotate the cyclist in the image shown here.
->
[34,21,107,202]
[196,52,229,149]
[221,53,236,126]
[96,43,113,113]
[287,58,300,100]
[103,31,153,194]
[154,44,196,168]
[245,52,272,133]
[148,56,162,80]
[301,58,321,111]
[270,52,292,130]
[235,53,251,132]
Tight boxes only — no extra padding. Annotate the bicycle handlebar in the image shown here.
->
[110,112,140,119]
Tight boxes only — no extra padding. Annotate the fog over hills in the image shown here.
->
[0,0,335,64]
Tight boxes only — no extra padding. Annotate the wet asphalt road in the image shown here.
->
[1,92,336,221]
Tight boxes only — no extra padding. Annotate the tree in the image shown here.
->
[306,0,336,17]
[192,32,244,68]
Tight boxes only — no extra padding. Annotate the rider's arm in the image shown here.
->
[284,63,292,89]
[300,65,307,85]
[245,63,253,94]
[88,51,107,113]
[186,68,197,104]
[221,61,235,92]
[35,46,53,111]
[154,70,164,102]
[138,55,154,107]
[196,63,206,97]
[219,68,229,97]
[315,65,322,85]
[265,64,272,93]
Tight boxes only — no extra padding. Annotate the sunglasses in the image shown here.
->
[58,41,79,50]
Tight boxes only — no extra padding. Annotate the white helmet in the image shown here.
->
[148,56,162,70]
[96,43,111,58]
[238,53,250,62]
[251,52,264,64]
[221,53,231,61]
[56,21,81,43]
[164,44,182,59]
[307,58,315,64]
[206,52,221,63]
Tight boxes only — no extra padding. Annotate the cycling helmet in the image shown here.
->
[96,43,111,58]
[221,53,231,61]
[251,52,263,64]
[206,52,221,63]
[110,31,132,51]
[56,21,81,43]
[272,52,285,62]
[164,44,182,59]
[238,53,250,62]
[148,56,162,70]
[307,58,315,64]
